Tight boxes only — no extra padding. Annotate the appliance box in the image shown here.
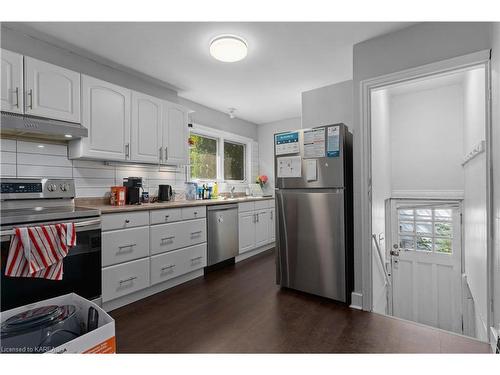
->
[1,293,115,354]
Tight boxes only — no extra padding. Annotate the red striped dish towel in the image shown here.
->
[5,223,76,280]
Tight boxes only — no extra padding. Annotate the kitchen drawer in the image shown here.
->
[102,226,149,267]
[102,258,150,302]
[150,208,182,225]
[102,211,149,231]
[254,200,270,210]
[150,218,207,255]
[181,206,206,220]
[150,243,207,285]
[238,202,255,213]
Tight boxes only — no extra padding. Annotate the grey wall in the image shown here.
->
[177,97,258,141]
[1,24,178,102]
[491,22,500,332]
[352,22,492,308]
[301,80,353,128]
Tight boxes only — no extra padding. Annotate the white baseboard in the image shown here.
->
[235,243,274,262]
[350,292,363,310]
[102,268,204,312]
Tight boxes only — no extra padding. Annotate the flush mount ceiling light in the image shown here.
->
[210,35,248,62]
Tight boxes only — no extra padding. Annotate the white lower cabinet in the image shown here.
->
[102,226,149,267]
[238,199,276,254]
[101,209,208,305]
[102,258,150,303]
[150,243,207,285]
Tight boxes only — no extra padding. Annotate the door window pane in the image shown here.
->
[416,236,432,251]
[416,222,432,235]
[435,209,452,221]
[189,134,217,180]
[224,141,245,181]
[435,222,452,237]
[400,236,414,250]
[399,209,414,221]
[415,209,432,220]
[399,221,414,233]
[435,238,452,253]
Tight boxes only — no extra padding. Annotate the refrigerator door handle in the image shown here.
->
[275,190,289,286]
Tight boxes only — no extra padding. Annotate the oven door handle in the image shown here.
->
[0,218,101,237]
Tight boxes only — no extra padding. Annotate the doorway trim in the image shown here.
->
[359,49,493,337]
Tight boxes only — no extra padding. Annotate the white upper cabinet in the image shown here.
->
[131,91,162,163]
[69,75,131,161]
[24,56,81,123]
[163,103,188,165]
[1,49,23,114]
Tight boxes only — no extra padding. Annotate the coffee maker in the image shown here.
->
[123,177,142,205]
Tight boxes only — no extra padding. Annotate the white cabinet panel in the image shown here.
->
[255,209,270,248]
[102,226,150,267]
[150,218,207,255]
[131,91,162,163]
[238,202,255,213]
[1,49,23,114]
[101,211,149,231]
[24,57,80,122]
[238,211,256,253]
[102,257,150,302]
[181,206,206,220]
[150,243,206,286]
[150,208,182,225]
[163,103,188,165]
[70,75,131,161]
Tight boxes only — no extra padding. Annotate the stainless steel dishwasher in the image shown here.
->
[207,204,239,266]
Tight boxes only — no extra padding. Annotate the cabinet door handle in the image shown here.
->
[159,147,163,162]
[164,215,170,220]
[119,276,137,284]
[270,211,273,220]
[164,146,168,161]
[125,219,130,224]
[190,230,202,236]
[14,87,19,108]
[161,264,176,271]
[256,213,259,223]
[27,89,33,109]
[125,143,130,158]
[191,256,203,261]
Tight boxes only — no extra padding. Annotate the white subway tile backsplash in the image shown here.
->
[1,139,16,152]
[73,167,115,179]
[0,164,16,177]
[17,153,73,167]
[17,165,73,178]
[17,141,67,156]
[1,151,16,164]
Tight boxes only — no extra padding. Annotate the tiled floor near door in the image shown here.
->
[111,250,490,353]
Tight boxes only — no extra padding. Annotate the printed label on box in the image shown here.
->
[327,126,340,157]
[275,132,300,155]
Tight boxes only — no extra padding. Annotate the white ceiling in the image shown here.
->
[19,22,412,124]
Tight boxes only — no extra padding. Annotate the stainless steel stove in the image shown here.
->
[0,178,102,311]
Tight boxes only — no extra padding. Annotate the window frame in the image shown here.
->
[189,123,252,184]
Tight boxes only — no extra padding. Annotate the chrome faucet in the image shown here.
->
[230,186,236,198]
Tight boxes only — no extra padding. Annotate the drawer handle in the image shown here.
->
[119,276,137,284]
[161,236,175,242]
[125,219,130,224]
[161,264,176,271]
[118,243,136,250]
[191,256,203,261]
[190,230,202,236]
[193,211,198,215]
[165,215,170,220]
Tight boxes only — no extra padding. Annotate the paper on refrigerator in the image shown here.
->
[277,156,302,178]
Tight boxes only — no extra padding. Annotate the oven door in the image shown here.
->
[1,218,101,311]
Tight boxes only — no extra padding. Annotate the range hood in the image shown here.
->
[0,112,88,141]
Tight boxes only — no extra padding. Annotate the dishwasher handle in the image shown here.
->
[207,204,238,211]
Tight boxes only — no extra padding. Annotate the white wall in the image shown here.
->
[390,84,465,197]
[302,80,353,129]
[462,67,488,341]
[257,117,302,195]
[370,89,391,314]
[353,22,492,306]
[491,22,500,336]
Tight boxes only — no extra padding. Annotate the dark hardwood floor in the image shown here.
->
[111,249,490,353]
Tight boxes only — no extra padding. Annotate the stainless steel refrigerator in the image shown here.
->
[274,123,353,304]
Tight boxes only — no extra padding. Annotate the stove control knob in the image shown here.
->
[47,184,57,192]
[60,183,69,192]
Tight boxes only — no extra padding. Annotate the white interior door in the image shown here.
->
[390,201,463,334]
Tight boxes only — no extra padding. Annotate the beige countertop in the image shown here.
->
[76,196,274,214]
